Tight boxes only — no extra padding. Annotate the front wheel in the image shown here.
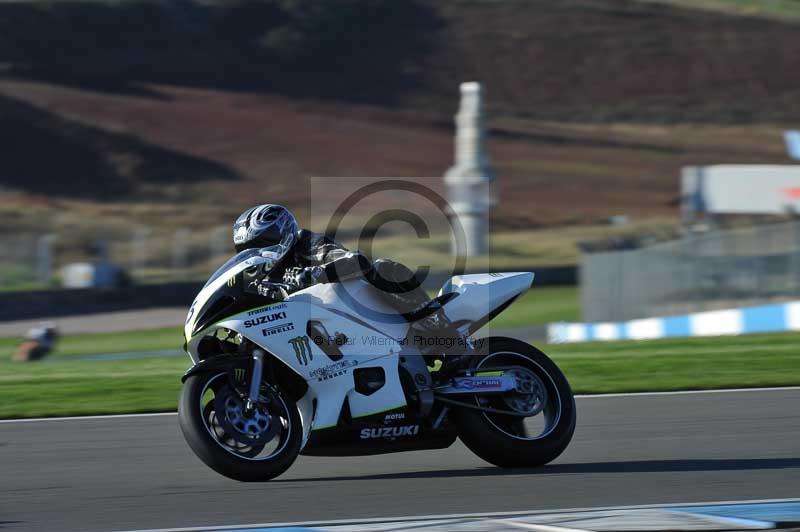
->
[178,371,302,481]
[453,337,576,467]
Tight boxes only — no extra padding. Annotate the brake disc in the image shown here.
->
[213,385,279,447]
[503,366,547,417]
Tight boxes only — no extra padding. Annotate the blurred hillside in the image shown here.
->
[1,0,798,242]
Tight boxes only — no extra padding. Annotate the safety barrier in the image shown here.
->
[548,300,800,343]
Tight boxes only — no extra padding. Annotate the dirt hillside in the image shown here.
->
[0,0,796,235]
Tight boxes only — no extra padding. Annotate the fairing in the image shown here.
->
[439,272,534,332]
[184,258,534,449]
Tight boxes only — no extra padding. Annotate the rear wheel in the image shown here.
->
[453,337,576,467]
[178,371,302,481]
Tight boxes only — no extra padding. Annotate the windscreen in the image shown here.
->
[202,245,289,289]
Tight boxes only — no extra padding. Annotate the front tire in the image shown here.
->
[178,371,302,481]
[453,337,576,468]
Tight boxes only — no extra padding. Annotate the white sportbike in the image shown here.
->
[179,249,576,481]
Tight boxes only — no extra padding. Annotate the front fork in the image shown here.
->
[245,348,266,411]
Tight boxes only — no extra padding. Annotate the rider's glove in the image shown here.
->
[255,282,275,297]
[283,266,325,288]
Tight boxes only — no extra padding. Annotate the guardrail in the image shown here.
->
[0,283,203,321]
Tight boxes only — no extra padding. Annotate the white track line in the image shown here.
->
[666,510,773,530]
[2,386,799,424]
[115,498,800,532]
[574,385,800,398]
[500,520,591,532]
[0,411,176,424]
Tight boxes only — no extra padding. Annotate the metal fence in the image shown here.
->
[0,226,234,290]
[581,221,800,322]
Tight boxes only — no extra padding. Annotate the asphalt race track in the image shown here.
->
[2,388,799,532]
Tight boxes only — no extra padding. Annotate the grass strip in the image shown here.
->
[548,332,800,393]
[0,326,184,360]
[1,331,797,419]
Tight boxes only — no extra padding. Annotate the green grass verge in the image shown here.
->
[547,332,800,393]
[0,357,188,419]
[53,327,185,357]
[489,286,579,328]
[636,0,800,21]
[1,331,797,419]
[0,326,184,360]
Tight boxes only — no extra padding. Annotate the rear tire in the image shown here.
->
[178,372,302,481]
[453,337,576,468]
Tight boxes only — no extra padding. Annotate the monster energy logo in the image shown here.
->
[288,336,313,365]
[234,367,246,381]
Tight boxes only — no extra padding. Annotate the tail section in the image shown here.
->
[439,272,534,333]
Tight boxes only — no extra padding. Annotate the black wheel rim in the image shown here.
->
[199,372,293,461]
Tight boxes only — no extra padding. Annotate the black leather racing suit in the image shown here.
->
[273,229,432,318]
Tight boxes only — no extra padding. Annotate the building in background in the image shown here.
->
[682,165,800,224]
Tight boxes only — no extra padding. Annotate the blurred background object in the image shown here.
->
[445,81,494,256]
[61,241,130,289]
[783,130,800,160]
[12,323,59,362]
[581,220,800,322]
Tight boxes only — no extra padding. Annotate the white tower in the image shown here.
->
[445,82,495,256]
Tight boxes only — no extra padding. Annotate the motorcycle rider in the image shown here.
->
[232,203,448,344]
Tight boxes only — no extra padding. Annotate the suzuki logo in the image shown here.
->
[288,336,313,365]
[244,312,286,328]
[360,425,420,439]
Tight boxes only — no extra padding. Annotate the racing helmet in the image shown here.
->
[232,204,298,259]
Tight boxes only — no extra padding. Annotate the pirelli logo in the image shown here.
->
[262,323,295,337]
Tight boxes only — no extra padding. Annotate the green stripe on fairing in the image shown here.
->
[189,302,282,341]
[311,423,337,431]
[352,404,407,419]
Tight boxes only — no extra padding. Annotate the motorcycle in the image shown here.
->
[178,248,576,481]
